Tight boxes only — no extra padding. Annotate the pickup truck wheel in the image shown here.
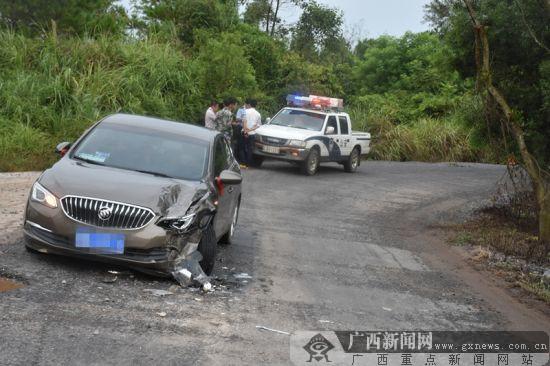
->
[302,148,319,176]
[198,223,217,275]
[250,155,264,168]
[344,147,360,173]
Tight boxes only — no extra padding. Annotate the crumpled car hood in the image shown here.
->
[39,158,209,217]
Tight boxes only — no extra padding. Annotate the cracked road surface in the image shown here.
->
[1,161,549,365]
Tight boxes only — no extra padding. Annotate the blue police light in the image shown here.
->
[286,94,311,107]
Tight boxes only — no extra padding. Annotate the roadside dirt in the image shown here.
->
[0,172,40,247]
[402,191,550,330]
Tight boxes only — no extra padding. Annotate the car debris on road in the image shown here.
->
[143,289,174,297]
[255,326,291,336]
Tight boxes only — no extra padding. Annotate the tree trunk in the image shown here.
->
[540,191,550,245]
[265,0,274,34]
[270,0,281,37]
[462,0,550,249]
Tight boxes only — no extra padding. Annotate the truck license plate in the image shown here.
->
[263,145,280,154]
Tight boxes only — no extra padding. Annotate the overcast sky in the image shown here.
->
[279,0,431,38]
[120,0,431,38]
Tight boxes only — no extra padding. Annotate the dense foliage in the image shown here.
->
[424,0,550,166]
[0,0,547,171]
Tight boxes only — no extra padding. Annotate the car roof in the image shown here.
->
[101,114,220,142]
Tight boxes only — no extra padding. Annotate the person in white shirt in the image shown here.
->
[204,100,219,129]
[243,99,261,166]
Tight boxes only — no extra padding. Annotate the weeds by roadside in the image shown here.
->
[449,166,550,304]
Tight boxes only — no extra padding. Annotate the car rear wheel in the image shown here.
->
[344,147,360,173]
[198,224,217,275]
[302,148,319,176]
[220,200,240,245]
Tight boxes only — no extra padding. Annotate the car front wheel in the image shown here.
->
[198,224,217,275]
[250,154,264,168]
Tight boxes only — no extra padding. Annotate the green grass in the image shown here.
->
[0,30,205,171]
[519,280,550,304]
[348,93,503,163]
[452,232,474,246]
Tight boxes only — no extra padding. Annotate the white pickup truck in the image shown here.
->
[253,106,371,175]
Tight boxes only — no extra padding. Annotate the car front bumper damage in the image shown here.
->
[24,200,213,288]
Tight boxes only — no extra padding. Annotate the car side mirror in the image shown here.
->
[219,170,242,185]
[55,142,71,157]
[265,117,271,124]
[325,126,335,135]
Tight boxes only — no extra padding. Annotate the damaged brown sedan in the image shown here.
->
[23,114,242,279]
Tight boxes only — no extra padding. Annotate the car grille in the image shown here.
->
[60,196,155,230]
[259,135,289,146]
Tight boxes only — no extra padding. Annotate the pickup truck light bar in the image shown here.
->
[286,94,344,111]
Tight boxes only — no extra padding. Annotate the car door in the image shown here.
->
[324,115,342,161]
[222,138,241,228]
[337,115,352,156]
[212,137,233,237]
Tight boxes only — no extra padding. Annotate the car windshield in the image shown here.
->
[269,109,326,131]
[71,123,209,181]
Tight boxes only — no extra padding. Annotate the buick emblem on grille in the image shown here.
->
[98,206,113,221]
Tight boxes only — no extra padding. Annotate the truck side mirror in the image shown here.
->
[325,126,335,135]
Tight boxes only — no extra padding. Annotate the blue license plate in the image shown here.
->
[75,229,125,254]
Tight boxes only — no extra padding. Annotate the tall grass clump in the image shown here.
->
[0,29,260,171]
[348,93,500,163]
[370,117,477,162]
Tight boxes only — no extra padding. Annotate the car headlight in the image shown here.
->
[158,211,215,233]
[166,213,196,231]
[288,140,306,148]
[31,182,58,208]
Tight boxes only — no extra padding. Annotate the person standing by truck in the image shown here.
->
[215,97,237,141]
[242,99,261,166]
[204,100,219,129]
[233,102,247,164]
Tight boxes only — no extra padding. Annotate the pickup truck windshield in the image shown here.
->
[270,109,325,131]
[71,123,209,181]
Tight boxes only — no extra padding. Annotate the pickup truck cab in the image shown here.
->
[253,96,371,175]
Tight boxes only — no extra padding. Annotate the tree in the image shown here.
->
[290,0,348,62]
[0,0,127,36]
[461,0,550,251]
[192,31,258,101]
[139,0,239,44]
[351,32,463,120]
[243,0,272,30]
[243,0,303,36]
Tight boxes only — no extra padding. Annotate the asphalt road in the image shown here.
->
[0,161,548,366]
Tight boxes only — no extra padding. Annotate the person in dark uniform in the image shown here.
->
[232,102,247,165]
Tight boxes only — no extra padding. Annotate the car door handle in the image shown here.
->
[227,186,234,193]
